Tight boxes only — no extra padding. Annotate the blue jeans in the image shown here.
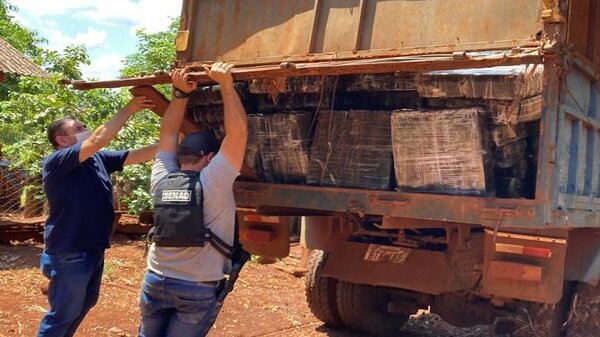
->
[138,271,223,337]
[37,250,104,337]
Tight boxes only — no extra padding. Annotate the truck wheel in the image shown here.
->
[305,249,343,327]
[563,282,600,337]
[336,281,408,337]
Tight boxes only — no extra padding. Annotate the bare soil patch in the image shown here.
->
[0,237,489,336]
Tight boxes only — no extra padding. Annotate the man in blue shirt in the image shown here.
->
[38,95,157,337]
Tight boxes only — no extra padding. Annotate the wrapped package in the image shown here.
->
[337,91,419,111]
[487,95,543,124]
[391,108,494,196]
[490,123,528,147]
[417,65,544,100]
[495,159,528,179]
[345,72,418,92]
[307,110,393,190]
[256,93,331,113]
[245,112,313,183]
[494,138,527,169]
[188,82,249,106]
[495,177,523,198]
[249,76,327,94]
[189,106,225,140]
[423,95,543,125]
[424,97,485,110]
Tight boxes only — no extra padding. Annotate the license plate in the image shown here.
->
[363,244,411,264]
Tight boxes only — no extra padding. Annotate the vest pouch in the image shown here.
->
[153,204,206,247]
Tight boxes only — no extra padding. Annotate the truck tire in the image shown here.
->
[336,281,408,337]
[563,282,600,337]
[305,249,343,327]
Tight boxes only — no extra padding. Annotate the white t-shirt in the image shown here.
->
[147,151,240,282]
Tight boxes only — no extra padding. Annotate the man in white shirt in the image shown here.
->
[138,62,247,337]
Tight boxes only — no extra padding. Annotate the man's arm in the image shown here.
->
[79,96,154,163]
[206,62,247,171]
[123,143,158,166]
[156,68,198,154]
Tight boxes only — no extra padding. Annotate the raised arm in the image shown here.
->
[205,62,247,171]
[79,96,154,163]
[123,143,158,166]
[156,68,198,154]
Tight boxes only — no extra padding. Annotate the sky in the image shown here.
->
[9,0,182,80]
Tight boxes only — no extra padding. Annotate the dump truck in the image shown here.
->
[74,1,600,336]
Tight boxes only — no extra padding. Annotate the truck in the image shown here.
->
[74,1,600,336]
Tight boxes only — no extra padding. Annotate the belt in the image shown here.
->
[148,270,220,287]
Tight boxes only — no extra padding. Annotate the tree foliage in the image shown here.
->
[121,19,178,79]
[0,0,43,57]
[0,0,45,100]
[0,6,180,215]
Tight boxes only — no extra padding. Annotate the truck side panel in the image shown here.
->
[178,0,544,66]
[555,59,600,228]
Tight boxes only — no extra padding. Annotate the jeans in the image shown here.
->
[37,250,105,337]
[138,271,222,337]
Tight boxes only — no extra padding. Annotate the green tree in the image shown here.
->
[0,7,180,215]
[0,46,124,176]
[0,0,45,100]
[0,0,43,57]
[112,18,180,213]
[121,18,178,80]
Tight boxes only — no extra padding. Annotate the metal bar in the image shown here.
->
[354,0,368,52]
[308,0,322,54]
[233,181,548,229]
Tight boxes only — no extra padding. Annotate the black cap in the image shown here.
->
[178,130,220,156]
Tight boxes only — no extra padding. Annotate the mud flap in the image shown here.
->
[321,240,481,294]
[236,209,290,258]
[482,229,567,303]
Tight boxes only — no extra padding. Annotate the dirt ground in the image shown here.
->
[0,236,491,337]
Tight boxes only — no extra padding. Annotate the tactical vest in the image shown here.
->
[151,171,234,258]
[152,171,206,247]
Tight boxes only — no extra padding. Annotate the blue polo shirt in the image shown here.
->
[42,142,128,254]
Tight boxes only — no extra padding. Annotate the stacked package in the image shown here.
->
[189,83,250,141]
[418,65,544,198]
[338,73,420,110]
[307,110,393,190]
[391,108,494,196]
[250,76,332,113]
[417,65,543,100]
[245,113,313,183]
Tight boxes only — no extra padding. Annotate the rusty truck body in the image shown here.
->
[75,1,600,336]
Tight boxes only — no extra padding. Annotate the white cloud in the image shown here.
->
[133,0,182,33]
[10,0,94,17]
[81,52,124,80]
[9,0,181,80]
[11,0,181,35]
[32,19,107,51]
[74,28,108,49]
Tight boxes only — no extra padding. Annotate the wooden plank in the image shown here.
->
[0,215,46,226]
[72,74,171,90]
[129,86,200,134]
[72,53,543,90]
